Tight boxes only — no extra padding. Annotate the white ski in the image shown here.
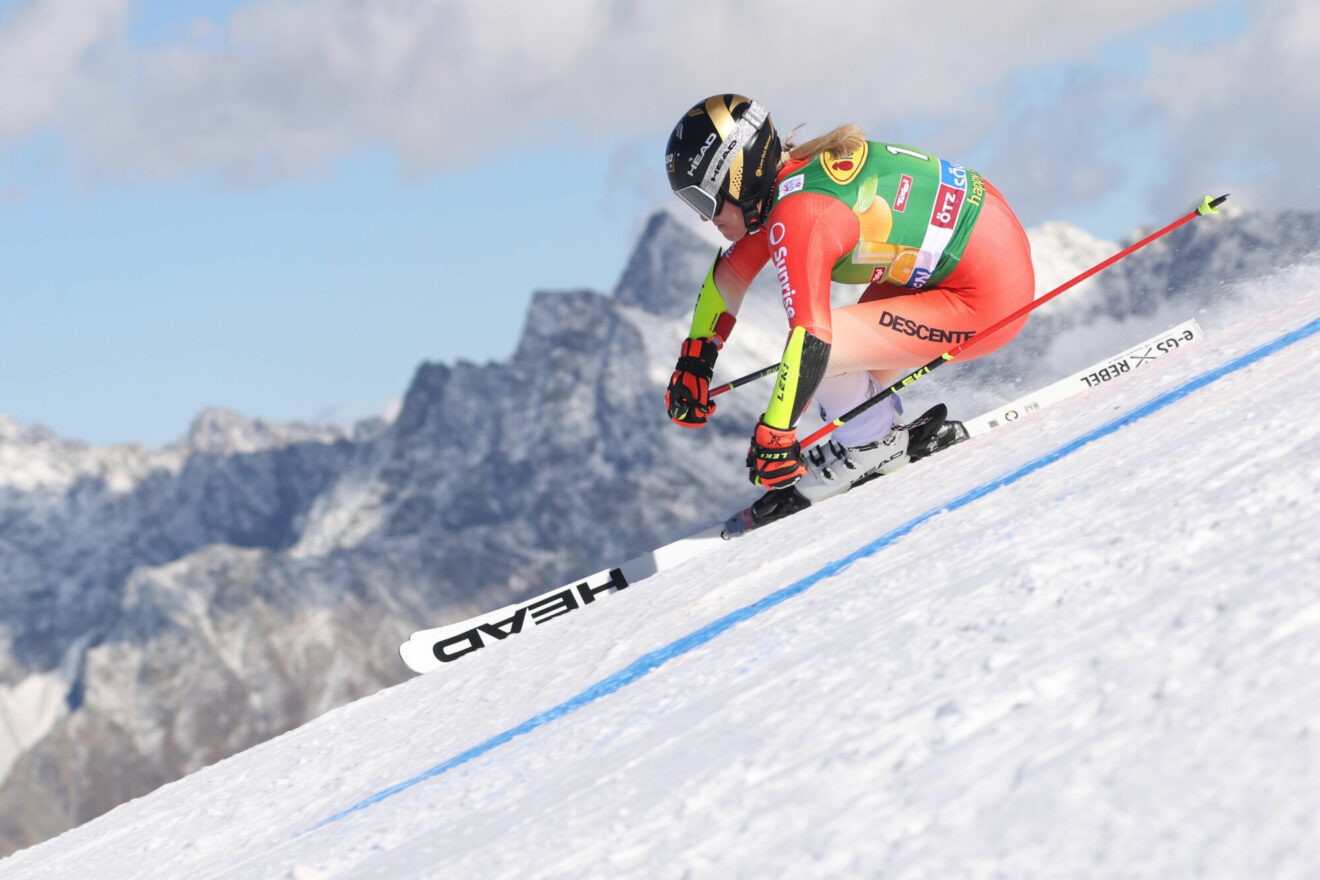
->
[400,317,1204,673]
[962,317,1204,437]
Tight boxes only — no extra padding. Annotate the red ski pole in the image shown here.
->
[798,193,1229,448]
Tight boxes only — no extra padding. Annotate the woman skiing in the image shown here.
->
[663,94,1036,529]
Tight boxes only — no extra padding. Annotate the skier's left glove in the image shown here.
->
[746,417,805,489]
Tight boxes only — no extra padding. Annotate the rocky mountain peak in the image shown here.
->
[612,211,721,318]
[181,408,347,456]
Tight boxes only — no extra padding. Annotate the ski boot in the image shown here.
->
[721,404,968,538]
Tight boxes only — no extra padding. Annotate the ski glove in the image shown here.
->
[666,337,720,428]
[746,417,805,489]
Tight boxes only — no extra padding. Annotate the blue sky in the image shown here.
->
[0,0,1310,448]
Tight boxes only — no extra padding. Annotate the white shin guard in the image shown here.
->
[811,372,901,448]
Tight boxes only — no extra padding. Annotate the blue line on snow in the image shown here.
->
[313,315,1320,830]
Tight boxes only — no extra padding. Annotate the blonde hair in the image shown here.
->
[785,124,867,163]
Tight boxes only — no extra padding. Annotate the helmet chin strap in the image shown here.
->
[739,176,777,233]
[741,203,767,233]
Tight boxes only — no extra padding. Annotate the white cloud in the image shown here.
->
[1139,0,1320,213]
[0,0,127,142]
[0,0,1204,175]
[4,0,1313,223]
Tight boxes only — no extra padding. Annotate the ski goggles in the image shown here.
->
[673,183,723,222]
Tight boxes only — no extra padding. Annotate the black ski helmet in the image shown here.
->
[665,94,782,232]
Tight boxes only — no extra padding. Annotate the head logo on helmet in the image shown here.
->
[687,132,718,177]
[666,94,783,232]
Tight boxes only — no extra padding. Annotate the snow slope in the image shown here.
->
[2,282,1317,878]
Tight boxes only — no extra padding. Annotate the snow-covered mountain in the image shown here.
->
[0,258,1316,879]
[0,202,1316,856]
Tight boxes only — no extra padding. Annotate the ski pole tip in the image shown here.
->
[1198,193,1230,215]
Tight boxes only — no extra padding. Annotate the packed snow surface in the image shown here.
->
[2,282,1318,879]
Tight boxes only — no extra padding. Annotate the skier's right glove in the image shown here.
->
[666,337,720,428]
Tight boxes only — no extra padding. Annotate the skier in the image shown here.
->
[664,94,1036,529]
